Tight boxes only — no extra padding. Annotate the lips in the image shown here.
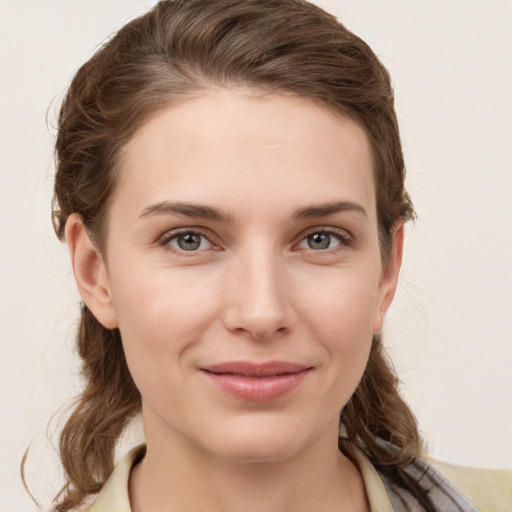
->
[200,361,312,402]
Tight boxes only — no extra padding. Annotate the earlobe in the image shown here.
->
[65,214,119,329]
[373,222,404,333]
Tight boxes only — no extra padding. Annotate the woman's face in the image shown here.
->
[80,88,402,463]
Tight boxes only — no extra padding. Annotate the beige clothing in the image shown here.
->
[86,444,512,511]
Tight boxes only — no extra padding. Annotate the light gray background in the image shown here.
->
[1,1,511,510]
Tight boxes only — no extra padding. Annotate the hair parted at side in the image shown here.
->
[50,0,419,510]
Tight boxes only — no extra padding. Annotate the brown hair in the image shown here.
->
[50,0,421,509]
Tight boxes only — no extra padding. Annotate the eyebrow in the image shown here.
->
[292,201,367,220]
[139,200,367,222]
[140,201,234,223]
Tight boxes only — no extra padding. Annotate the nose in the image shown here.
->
[221,248,296,341]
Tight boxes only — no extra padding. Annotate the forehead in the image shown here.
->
[116,88,376,222]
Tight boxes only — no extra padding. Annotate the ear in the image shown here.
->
[65,214,119,329]
[373,222,404,333]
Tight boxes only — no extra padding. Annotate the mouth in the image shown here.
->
[200,361,313,402]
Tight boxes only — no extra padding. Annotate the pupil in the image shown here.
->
[308,233,330,250]
[178,233,201,251]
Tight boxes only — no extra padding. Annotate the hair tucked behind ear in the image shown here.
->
[343,333,435,510]
[343,333,421,466]
[53,307,140,510]
[44,0,424,509]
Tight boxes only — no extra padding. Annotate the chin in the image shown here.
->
[216,438,302,464]
[200,414,316,464]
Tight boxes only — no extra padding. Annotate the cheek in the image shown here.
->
[298,266,380,338]
[108,263,223,370]
[296,269,378,396]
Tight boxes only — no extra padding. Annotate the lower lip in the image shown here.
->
[202,369,311,402]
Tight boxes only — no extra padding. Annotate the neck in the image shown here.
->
[129,416,369,512]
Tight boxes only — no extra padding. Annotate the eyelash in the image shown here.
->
[156,227,353,254]
[297,228,353,252]
[156,229,218,255]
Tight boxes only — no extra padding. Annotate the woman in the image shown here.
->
[48,0,511,511]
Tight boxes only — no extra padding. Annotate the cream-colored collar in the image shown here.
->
[88,443,393,511]
[88,445,145,512]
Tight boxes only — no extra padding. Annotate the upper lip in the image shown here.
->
[201,361,312,377]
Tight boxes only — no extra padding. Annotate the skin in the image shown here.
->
[66,88,403,512]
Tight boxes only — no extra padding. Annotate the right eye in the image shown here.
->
[162,231,214,252]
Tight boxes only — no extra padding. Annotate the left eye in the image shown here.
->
[298,231,344,251]
[167,232,213,252]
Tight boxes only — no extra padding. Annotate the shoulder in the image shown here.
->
[429,458,512,512]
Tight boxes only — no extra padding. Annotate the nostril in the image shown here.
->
[220,269,296,338]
